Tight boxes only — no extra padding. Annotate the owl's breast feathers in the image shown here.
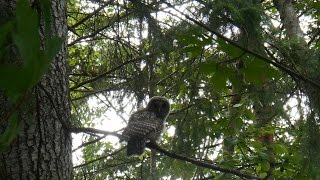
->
[121,110,164,141]
[121,97,169,156]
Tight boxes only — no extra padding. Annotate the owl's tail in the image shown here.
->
[127,138,146,156]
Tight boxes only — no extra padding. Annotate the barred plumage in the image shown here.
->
[121,96,170,156]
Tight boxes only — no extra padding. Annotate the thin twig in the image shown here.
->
[73,146,126,169]
[70,53,155,90]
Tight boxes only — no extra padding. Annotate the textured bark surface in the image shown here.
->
[0,0,72,179]
[273,0,305,40]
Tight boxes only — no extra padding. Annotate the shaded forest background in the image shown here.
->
[68,0,320,179]
[1,0,320,179]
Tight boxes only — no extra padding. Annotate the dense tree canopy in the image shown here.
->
[68,0,320,179]
[1,0,319,179]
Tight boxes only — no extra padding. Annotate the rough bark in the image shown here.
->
[0,0,72,179]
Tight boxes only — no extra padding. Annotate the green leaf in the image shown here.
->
[0,0,61,97]
[0,113,20,153]
[251,141,263,149]
[182,45,202,57]
[13,0,40,67]
[0,22,13,62]
[258,151,270,160]
[217,39,244,58]
[261,160,270,172]
[0,66,30,96]
[260,172,267,178]
[200,62,237,91]
[199,62,216,74]
[242,57,279,86]
[255,164,261,172]
[273,144,288,156]
[234,118,243,130]
[0,21,13,48]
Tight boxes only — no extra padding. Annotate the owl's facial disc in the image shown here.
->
[153,102,161,113]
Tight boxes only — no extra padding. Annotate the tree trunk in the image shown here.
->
[274,0,320,111]
[273,0,320,178]
[0,0,72,179]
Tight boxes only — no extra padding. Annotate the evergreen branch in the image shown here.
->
[68,11,133,47]
[169,104,194,115]
[73,146,126,169]
[71,86,122,101]
[69,2,110,29]
[77,159,140,177]
[163,2,320,90]
[72,135,107,152]
[70,54,155,90]
[146,142,261,180]
[70,127,261,179]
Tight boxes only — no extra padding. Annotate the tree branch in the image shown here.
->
[163,2,320,90]
[69,2,110,29]
[73,146,126,169]
[146,142,261,180]
[70,53,155,90]
[70,127,122,138]
[70,127,261,179]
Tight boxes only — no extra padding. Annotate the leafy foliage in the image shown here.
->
[66,0,320,179]
[0,0,62,152]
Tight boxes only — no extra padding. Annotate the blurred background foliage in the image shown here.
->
[66,0,320,179]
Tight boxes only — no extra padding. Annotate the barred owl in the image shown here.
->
[121,96,170,156]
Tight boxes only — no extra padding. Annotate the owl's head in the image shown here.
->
[147,96,170,119]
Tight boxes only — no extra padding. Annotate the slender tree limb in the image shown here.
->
[70,53,155,90]
[80,159,140,176]
[72,135,107,152]
[71,127,261,179]
[169,104,194,115]
[146,142,261,180]
[71,86,122,101]
[68,11,133,47]
[73,146,126,169]
[71,127,121,136]
[69,2,110,29]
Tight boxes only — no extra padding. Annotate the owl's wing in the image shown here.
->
[122,110,161,139]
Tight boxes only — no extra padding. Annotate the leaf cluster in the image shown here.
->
[68,0,320,179]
